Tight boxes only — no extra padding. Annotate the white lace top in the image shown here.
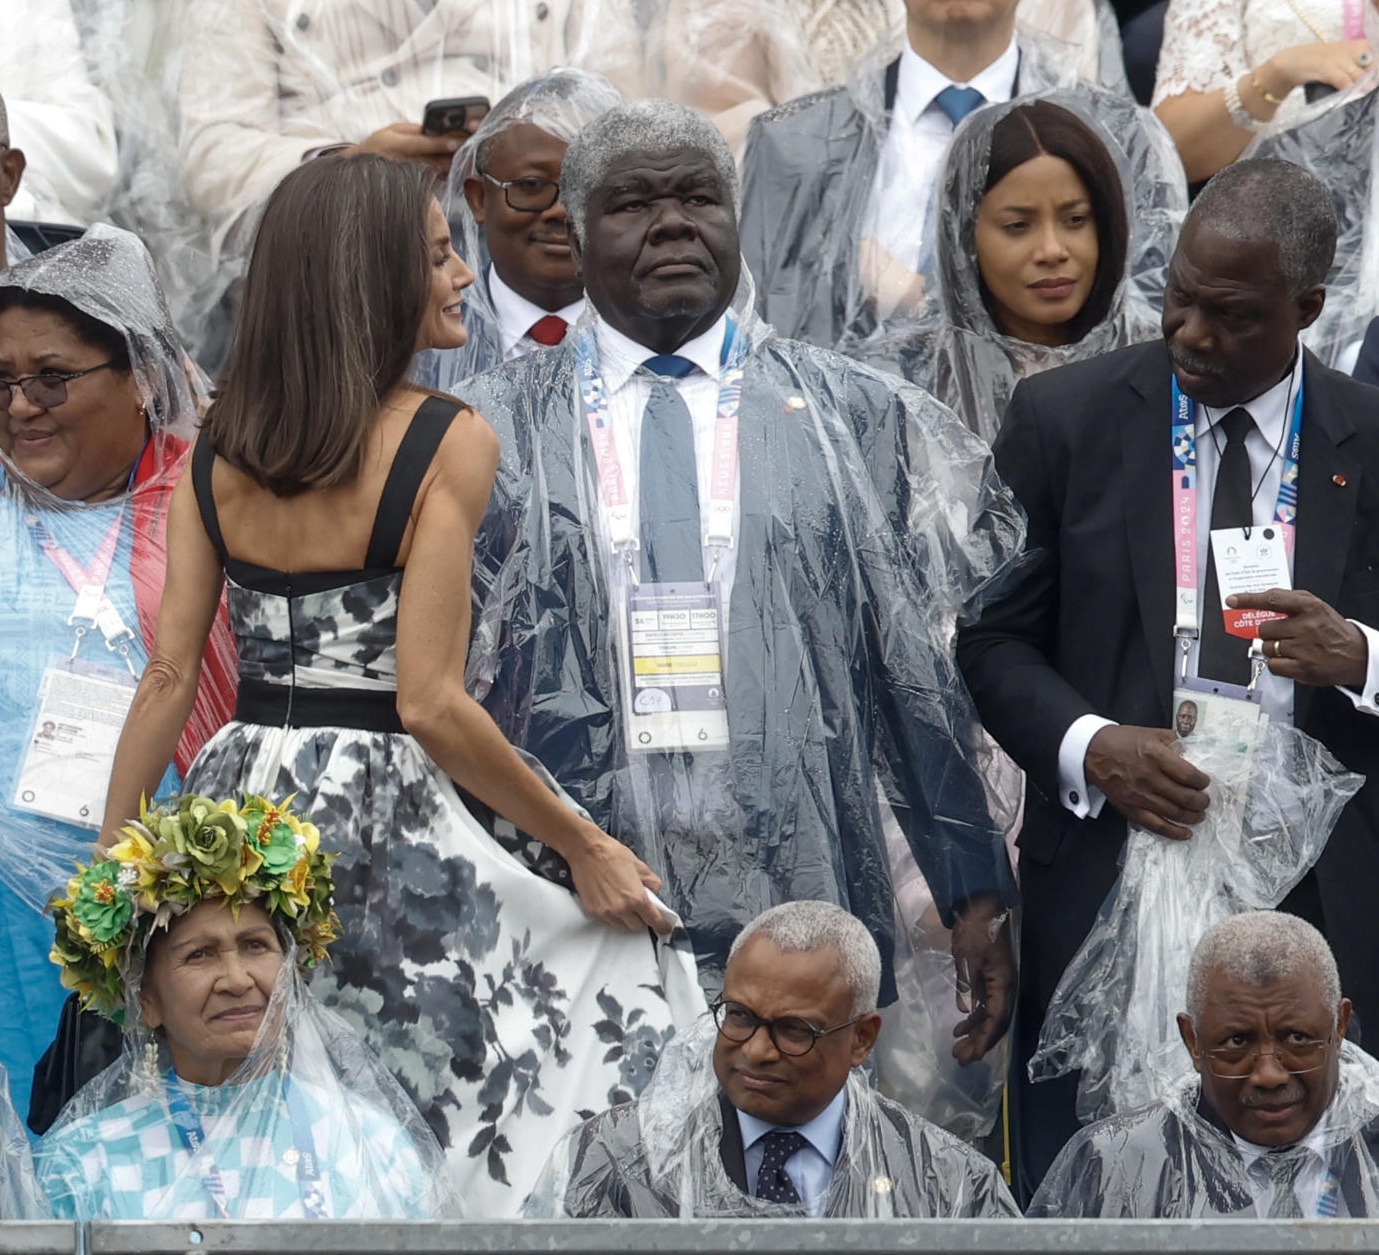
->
[1152,0,1352,123]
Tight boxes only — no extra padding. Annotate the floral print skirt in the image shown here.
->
[186,721,705,1217]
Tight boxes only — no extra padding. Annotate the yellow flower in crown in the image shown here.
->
[50,793,340,1020]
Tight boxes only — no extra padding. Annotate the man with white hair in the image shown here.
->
[464,98,1024,1055]
[0,98,26,270]
[529,901,1019,1217]
[1030,911,1379,1218]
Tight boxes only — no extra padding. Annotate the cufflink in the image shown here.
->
[1069,790,1080,806]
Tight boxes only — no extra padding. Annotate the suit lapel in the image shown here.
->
[1121,343,1176,723]
[1293,351,1362,728]
[717,1091,751,1194]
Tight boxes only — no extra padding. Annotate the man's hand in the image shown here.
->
[1230,589,1368,688]
[1085,724,1211,840]
[345,122,465,177]
[949,892,1015,1065]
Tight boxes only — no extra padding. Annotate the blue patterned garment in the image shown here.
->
[36,1072,433,1220]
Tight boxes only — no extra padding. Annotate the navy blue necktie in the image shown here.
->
[934,85,985,127]
[639,354,702,584]
[1199,407,1256,686]
[754,1130,808,1204]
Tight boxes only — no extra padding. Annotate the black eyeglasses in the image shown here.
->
[712,999,863,1058]
[481,171,561,213]
[1200,1033,1335,1079]
[0,361,119,412]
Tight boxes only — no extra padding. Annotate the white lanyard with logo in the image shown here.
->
[13,509,140,828]
[576,326,743,751]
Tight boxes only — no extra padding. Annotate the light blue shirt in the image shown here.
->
[737,1089,846,1216]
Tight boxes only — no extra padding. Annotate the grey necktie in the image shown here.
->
[1259,1150,1307,1218]
[638,355,702,584]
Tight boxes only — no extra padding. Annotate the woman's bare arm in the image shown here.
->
[101,465,223,844]
[395,407,671,934]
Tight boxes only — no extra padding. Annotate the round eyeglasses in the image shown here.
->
[712,999,863,1058]
[0,361,118,412]
[480,171,561,213]
[1200,1033,1335,1079]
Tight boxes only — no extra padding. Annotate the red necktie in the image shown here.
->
[528,314,568,346]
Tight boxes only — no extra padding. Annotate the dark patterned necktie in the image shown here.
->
[638,354,702,584]
[1198,406,1256,686]
[754,1129,809,1204]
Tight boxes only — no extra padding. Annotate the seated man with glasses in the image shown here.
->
[1030,910,1379,1218]
[526,901,1019,1218]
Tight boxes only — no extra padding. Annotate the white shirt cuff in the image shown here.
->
[1337,620,1379,717]
[1057,714,1116,818]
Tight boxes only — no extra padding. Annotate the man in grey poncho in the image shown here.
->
[527,902,1019,1218]
[1030,911,1379,1218]
[463,99,1024,1064]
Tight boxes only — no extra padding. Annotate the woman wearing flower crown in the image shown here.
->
[36,793,460,1220]
[96,153,704,1217]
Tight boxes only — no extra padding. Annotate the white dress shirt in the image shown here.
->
[589,315,741,614]
[738,1089,846,1216]
[488,265,586,361]
[1058,347,1379,818]
[1233,1112,1346,1219]
[860,37,1020,274]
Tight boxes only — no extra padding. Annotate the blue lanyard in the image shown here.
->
[165,1071,325,1219]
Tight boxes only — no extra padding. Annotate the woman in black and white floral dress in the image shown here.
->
[99,154,704,1217]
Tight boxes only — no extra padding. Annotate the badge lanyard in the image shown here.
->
[576,322,745,586]
[26,509,137,675]
[165,1072,325,1220]
[1344,0,1365,39]
[1170,375,1303,687]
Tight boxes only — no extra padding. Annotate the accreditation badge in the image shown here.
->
[1209,524,1291,639]
[1172,681,1266,856]
[619,581,729,752]
[13,660,137,828]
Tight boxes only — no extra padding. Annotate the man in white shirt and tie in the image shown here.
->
[957,157,1379,1201]
[1030,911,1379,1218]
[738,0,1176,349]
[530,901,1020,1218]
[465,99,1026,1066]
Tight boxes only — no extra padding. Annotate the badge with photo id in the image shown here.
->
[620,583,729,752]
[13,660,137,828]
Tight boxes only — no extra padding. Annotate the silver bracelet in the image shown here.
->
[1224,75,1258,131]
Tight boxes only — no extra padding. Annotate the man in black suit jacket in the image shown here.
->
[464,99,1024,1060]
[1030,912,1379,1218]
[957,158,1379,1202]
[528,902,1019,1218]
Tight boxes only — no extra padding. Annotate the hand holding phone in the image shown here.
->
[422,96,491,138]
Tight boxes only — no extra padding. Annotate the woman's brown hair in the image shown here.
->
[202,154,437,496]
[977,100,1129,342]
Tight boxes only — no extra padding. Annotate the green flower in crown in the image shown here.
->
[70,861,134,945]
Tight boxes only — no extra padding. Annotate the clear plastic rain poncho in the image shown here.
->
[1029,1041,1379,1218]
[0,224,237,1122]
[526,1015,1020,1217]
[413,67,623,392]
[0,1065,46,1219]
[1246,67,1379,370]
[739,25,1149,352]
[35,946,462,1220]
[462,270,1026,1134]
[1029,720,1363,1126]
[847,90,1186,444]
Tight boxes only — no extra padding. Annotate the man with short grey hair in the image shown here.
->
[1030,911,1379,1218]
[465,98,1024,1066]
[529,902,1019,1218]
[0,96,28,270]
[957,156,1379,1200]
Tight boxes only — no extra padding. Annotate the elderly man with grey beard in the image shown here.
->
[463,98,1025,1073]
[1030,911,1379,1218]
[528,901,1020,1218]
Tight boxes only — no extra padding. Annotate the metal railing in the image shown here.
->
[17,1219,1373,1255]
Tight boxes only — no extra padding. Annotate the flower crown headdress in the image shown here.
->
[51,794,340,1020]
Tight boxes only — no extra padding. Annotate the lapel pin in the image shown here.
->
[1333,474,1347,486]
